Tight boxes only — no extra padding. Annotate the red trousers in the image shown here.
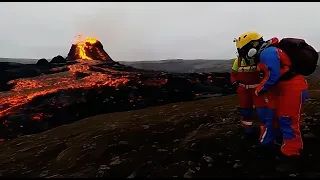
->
[237,85,267,133]
[262,76,308,156]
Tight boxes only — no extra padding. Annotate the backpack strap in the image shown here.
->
[278,69,297,81]
[238,57,241,67]
[279,48,298,81]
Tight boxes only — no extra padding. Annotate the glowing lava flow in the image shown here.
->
[0,37,168,122]
[0,61,131,119]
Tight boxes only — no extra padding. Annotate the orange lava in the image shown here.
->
[0,60,168,120]
[73,35,98,60]
[0,61,129,119]
[32,113,44,121]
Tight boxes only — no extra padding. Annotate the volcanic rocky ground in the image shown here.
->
[0,78,320,178]
[1,38,320,177]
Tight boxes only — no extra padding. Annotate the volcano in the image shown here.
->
[66,35,114,62]
[0,36,234,140]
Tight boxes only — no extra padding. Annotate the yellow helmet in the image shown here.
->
[235,31,263,49]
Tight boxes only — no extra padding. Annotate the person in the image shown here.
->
[230,50,267,144]
[234,31,309,171]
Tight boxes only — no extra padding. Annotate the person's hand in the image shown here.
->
[232,81,240,85]
[254,90,259,96]
[256,65,261,71]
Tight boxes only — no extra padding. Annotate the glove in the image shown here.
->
[255,89,266,96]
[231,81,239,89]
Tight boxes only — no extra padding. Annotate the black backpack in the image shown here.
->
[275,38,319,77]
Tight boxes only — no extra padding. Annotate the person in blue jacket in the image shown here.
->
[234,31,309,172]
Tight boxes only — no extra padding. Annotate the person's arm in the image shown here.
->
[230,58,239,84]
[255,47,281,94]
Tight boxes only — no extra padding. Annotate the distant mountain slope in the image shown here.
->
[0,58,38,64]
[122,52,320,74]
[120,59,234,73]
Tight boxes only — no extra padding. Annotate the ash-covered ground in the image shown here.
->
[0,80,320,178]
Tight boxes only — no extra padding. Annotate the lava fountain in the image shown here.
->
[66,35,114,62]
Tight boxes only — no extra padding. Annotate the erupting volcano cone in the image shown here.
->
[66,35,114,62]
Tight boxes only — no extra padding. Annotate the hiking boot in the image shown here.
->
[274,129,282,145]
[244,133,260,145]
[251,144,277,170]
[276,155,303,173]
[253,144,277,160]
[244,125,261,145]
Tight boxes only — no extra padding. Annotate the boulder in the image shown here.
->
[36,58,49,66]
[50,55,66,64]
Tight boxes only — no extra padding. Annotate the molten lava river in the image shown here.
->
[1,61,126,118]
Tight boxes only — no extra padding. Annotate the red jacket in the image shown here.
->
[230,57,261,85]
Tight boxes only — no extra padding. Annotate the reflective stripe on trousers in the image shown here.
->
[238,83,259,89]
[242,121,253,126]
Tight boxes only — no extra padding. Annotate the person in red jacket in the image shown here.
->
[234,31,309,171]
[230,54,267,143]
